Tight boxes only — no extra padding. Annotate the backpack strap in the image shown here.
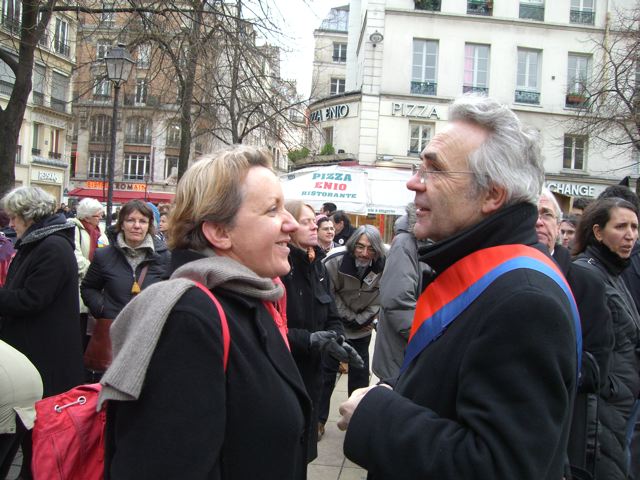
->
[193,282,230,371]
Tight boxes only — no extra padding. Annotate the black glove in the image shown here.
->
[337,335,365,369]
[309,330,338,352]
[324,339,349,363]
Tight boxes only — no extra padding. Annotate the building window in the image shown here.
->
[519,0,544,21]
[515,48,541,104]
[32,123,40,155]
[566,53,590,107]
[135,78,148,104]
[54,18,70,57]
[96,40,110,60]
[333,43,347,63]
[166,123,180,147]
[51,71,69,113]
[570,0,594,25]
[90,114,111,142]
[137,44,151,69]
[88,152,108,179]
[93,77,111,99]
[32,64,45,105]
[124,154,150,181]
[1,0,21,32]
[49,129,62,159]
[463,44,490,95]
[467,0,492,16]
[411,39,438,96]
[164,156,178,179]
[100,2,114,24]
[563,135,587,170]
[409,123,432,156]
[126,117,151,144]
[0,53,16,96]
[415,0,441,11]
[330,78,345,96]
[323,127,334,147]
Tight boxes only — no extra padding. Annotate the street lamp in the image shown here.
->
[104,44,134,227]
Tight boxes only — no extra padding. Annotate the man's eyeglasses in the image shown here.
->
[538,210,557,222]
[412,164,477,185]
[355,243,376,254]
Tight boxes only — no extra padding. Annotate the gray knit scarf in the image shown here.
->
[18,219,75,247]
[97,252,283,408]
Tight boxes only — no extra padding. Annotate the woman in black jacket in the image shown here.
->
[99,146,311,479]
[0,186,84,479]
[573,197,640,480]
[81,200,169,375]
[282,200,359,458]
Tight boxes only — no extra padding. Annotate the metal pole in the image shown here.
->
[106,83,120,227]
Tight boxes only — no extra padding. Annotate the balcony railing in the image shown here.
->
[0,80,13,96]
[411,81,437,96]
[90,134,110,143]
[32,148,41,155]
[570,9,595,25]
[32,91,44,105]
[93,93,111,101]
[332,56,346,63]
[54,39,70,57]
[415,0,441,11]
[467,1,492,16]
[463,85,489,95]
[565,93,588,108]
[49,151,62,160]
[519,3,544,21]
[125,134,152,145]
[514,90,540,105]
[50,98,67,113]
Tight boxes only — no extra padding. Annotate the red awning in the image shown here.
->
[67,188,174,204]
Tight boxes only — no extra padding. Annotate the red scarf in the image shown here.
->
[262,277,290,350]
[80,220,101,261]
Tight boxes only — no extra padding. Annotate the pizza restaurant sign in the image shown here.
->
[86,180,146,192]
[309,104,352,123]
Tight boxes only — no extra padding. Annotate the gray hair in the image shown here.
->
[345,224,386,260]
[449,95,544,206]
[1,186,57,222]
[76,198,104,220]
[539,187,562,222]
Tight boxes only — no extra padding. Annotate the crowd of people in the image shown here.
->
[1,94,640,480]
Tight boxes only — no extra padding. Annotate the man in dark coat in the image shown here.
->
[338,96,579,480]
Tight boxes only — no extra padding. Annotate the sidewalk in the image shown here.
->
[307,370,368,480]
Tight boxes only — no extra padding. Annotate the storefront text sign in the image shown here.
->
[86,180,146,192]
[546,181,601,198]
[310,104,351,123]
[33,170,61,183]
[391,103,441,119]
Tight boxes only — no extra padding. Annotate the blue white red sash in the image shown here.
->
[400,245,582,376]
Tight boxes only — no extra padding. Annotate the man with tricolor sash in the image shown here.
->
[338,95,581,480]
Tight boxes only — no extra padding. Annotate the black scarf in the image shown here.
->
[586,239,631,275]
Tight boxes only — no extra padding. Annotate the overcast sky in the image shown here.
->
[270,0,347,97]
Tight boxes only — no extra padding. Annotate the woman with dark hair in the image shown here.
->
[0,186,84,478]
[81,199,170,375]
[573,197,640,480]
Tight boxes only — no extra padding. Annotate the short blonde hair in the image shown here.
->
[1,186,57,222]
[168,145,273,250]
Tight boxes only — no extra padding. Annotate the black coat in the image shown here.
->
[81,237,170,319]
[105,249,312,479]
[0,214,84,396]
[281,245,344,460]
[344,203,578,480]
[574,243,640,480]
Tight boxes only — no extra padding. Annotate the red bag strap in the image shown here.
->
[193,282,230,371]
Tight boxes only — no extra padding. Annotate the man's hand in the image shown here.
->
[309,330,338,351]
[337,385,391,431]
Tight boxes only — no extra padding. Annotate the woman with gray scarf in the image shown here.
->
[98,146,312,479]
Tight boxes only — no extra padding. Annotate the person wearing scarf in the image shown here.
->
[573,196,640,480]
[99,145,311,480]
